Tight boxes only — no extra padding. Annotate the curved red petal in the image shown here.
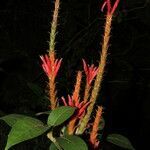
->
[61,97,68,106]
[54,58,62,77]
[82,59,88,76]
[111,0,120,15]
[68,95,74,107]
[101,1,107,12]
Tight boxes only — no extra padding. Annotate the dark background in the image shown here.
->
[0,0,150,149]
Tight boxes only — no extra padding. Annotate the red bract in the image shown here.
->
[82,59,98,85]
[61,95,90,118]
[40,54,62,79]
[101,0,120,15]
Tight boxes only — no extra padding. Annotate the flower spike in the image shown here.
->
[101,0,120,15]
[82,59,98,85]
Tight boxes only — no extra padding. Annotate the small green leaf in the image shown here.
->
[5,116,49,150]
[107,134,135,150]
[49,135,88,150]
[0,114,26,127]
[47,106,76,127]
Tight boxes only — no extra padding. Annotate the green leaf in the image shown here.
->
[47,106,76,127]
[5,116,49,150]
[107,134,135,150]
[49,144,58,150]
[49,135,88,150]
[0,114,26,127]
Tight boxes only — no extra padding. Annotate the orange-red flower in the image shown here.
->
[82,59,98,85]
[40,54,62,79]
[61,95,90,118]
[101,0,120,15]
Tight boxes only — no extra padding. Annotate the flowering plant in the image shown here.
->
[0,0,135,150]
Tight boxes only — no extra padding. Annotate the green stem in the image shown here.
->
[47,131,62,150]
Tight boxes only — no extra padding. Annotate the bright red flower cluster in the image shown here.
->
[40,54,62,79]
[82,59,98,85]
[61,95,90,118]
[101,0,120,15]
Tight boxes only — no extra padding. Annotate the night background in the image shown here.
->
[0,0,150,149]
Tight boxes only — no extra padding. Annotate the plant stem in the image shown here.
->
[72,71,82,103]
[83,83,91,103]
[76,14,113,135]
[67,117,77,135]
[47,131,62,150]
[49,77,57,110]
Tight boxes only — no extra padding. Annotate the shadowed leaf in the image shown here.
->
[0,114,27,127]
[107,134,135,150]
[5,116,49,150]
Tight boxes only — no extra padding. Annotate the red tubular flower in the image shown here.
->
[82,59,98,85]
[40,54,62,79]
[61,95,90,118]
[101,0,120,15]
